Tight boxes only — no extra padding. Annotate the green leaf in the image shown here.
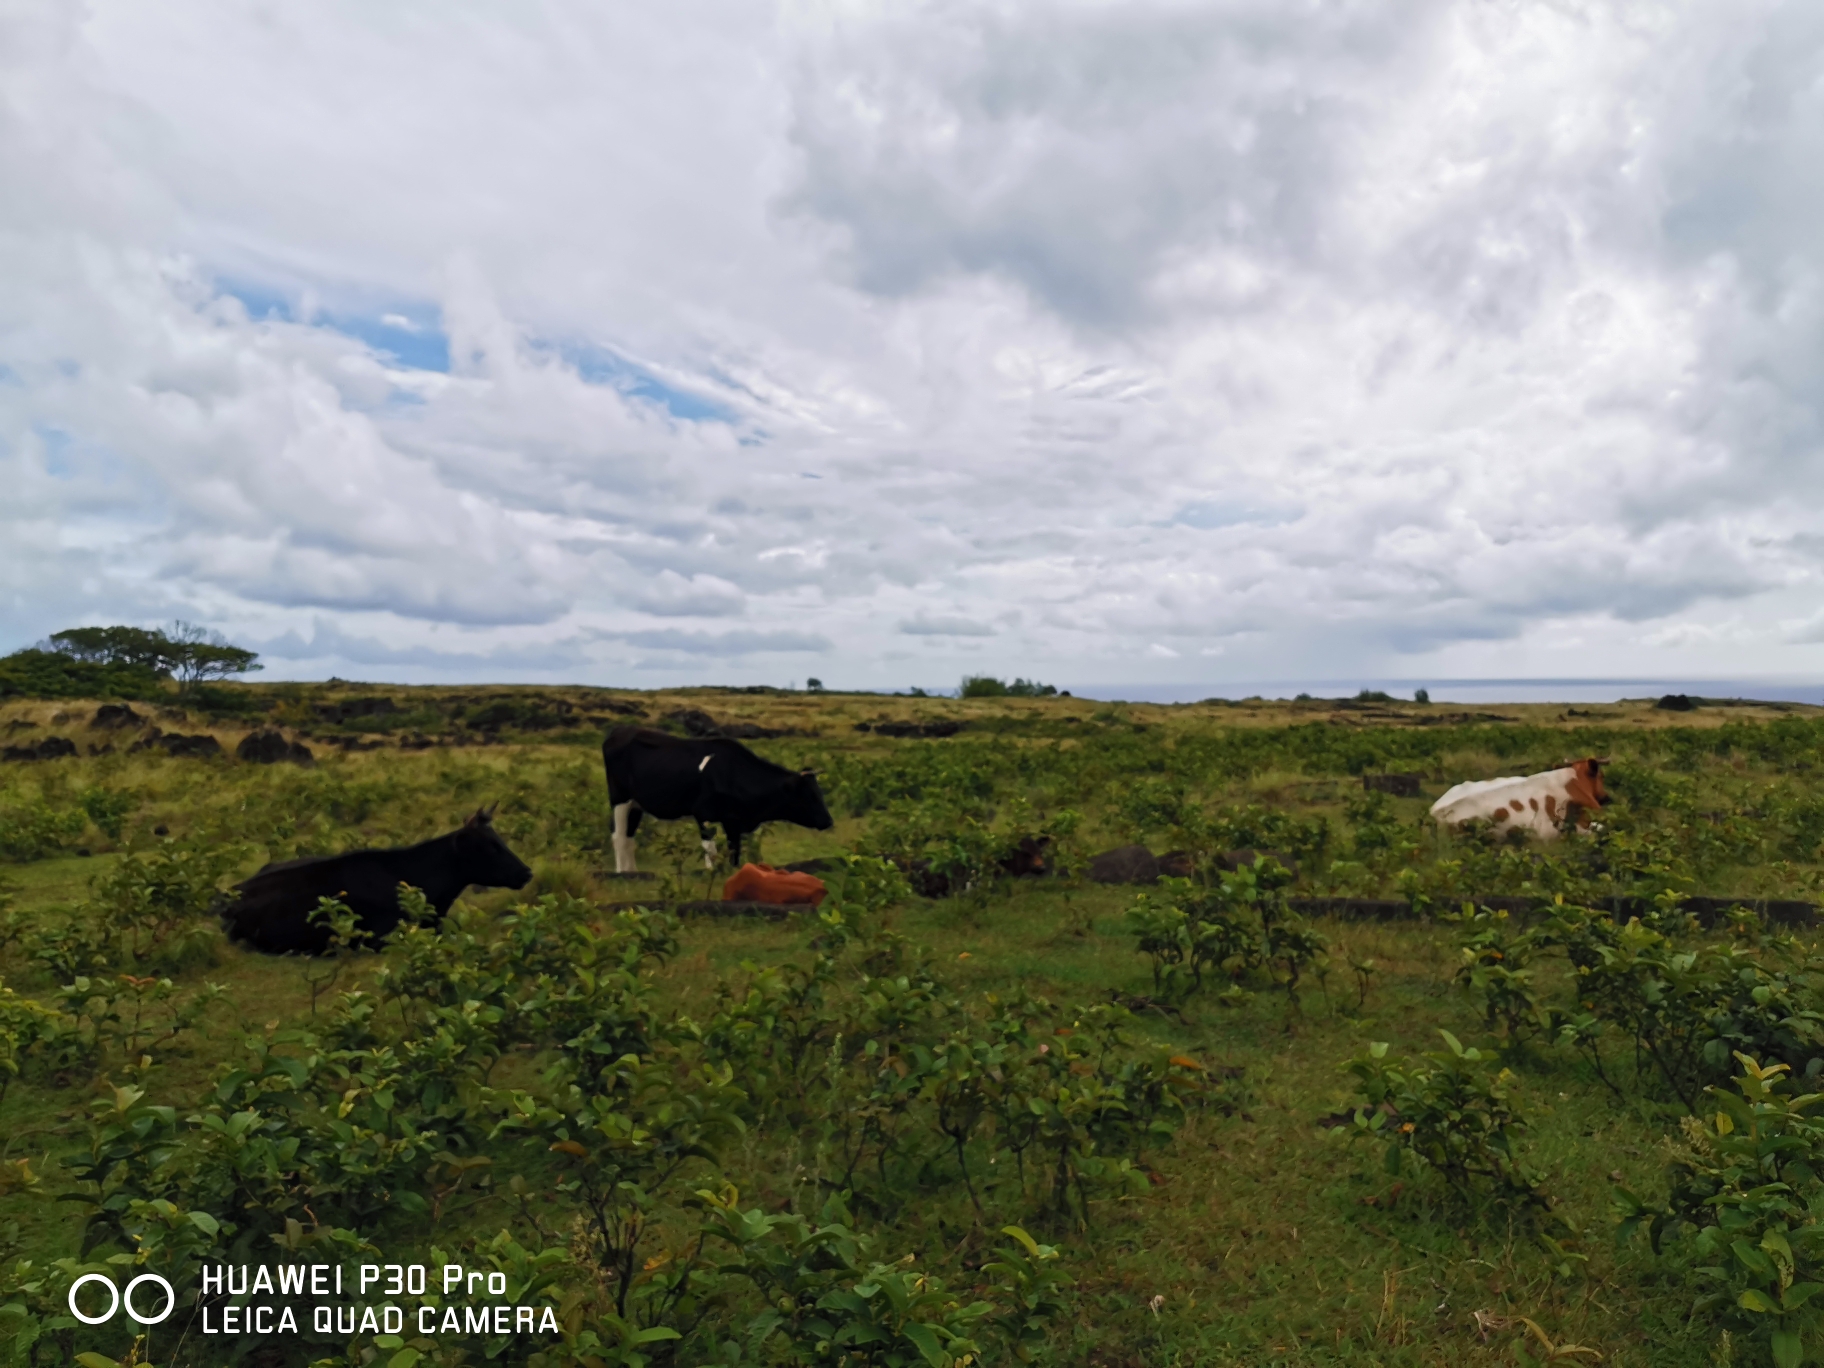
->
[1734,1240,1777,1279]
[387,1351,423,1368]
[1784,1282,1824,1311]
[631,1327,682,1345]
[1738,1288,1779,1314]
[1773,1328,1802,1368]
[75,1355,121,1368]
[1001,1225,1042,1258]
[187,1210,219,1235]
[1438,1029,1464,1056]
[902,1321,947,1367]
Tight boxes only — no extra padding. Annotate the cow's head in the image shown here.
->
[457,805,533,889]
[786,769,835,832]
[1563,758,1610,820]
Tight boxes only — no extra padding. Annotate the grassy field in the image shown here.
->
[5,682,1824,1367]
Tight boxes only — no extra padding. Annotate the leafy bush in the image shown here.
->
[76,788,134,843]
[1537,903,1824,1111]
[1451,907,1549,1043]
[30,835,237,980]
[0,649,163,701]
[0,798,87,862]
[1127,859,1326,1004]
[959,675,1057,698]
[1345,1031,1550,1217]
[0,983,69,1106]
[1618,1054,1824,1368]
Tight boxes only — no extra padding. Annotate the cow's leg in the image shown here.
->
[697,820,718,870]
[726,826,743,870]
[612,802,638,873]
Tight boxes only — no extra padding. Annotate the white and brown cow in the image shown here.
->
[1429,758,1609,839]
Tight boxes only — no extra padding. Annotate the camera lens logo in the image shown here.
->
[68,1273,176,1326]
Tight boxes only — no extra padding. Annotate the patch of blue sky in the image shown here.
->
[550,341,735,423]
[219,279,293,322]
[326,309,450,372]
[214,279,450,372]
[33,423,74,478]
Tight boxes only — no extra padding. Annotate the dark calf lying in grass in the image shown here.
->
[902,834,1052,898]
[220,806,532,955]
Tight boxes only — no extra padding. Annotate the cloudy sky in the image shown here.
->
[3,1,1823,692]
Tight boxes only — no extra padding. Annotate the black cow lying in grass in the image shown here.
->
[221,806,532,955]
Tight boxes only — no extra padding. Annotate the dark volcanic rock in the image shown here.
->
[1088,845,1160,885]
[236,730,315,765]
[665,708,726,738]
[1362,773,1422,798]
[93,703,144,729]
[863,719,964,738]
[314,696,399,724]
[1156,850,1196,878]
[133,732,223,759]
[1288,898,1414,920]
[1,736,78,762]
[662,708,788,740]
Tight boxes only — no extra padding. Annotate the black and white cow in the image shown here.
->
[221,806,532,955]
[602,726,833,872]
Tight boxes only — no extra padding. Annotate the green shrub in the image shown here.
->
[0,798,87,862]
[77,788,134,843]
[1127,859,1326,1004]
[0,649,163,701]
[1345,1030,1549,1217]
[1450,907,1548,1043]
[1537,904,1824,1111]
[1619,1054,1824,1368]
[31,835,237,979]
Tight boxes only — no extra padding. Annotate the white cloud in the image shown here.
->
[613,628,832,657]
[899,612,995,637]
[4,1,1824,687]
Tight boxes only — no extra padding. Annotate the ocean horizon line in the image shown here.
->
[1061,678,1824,706]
